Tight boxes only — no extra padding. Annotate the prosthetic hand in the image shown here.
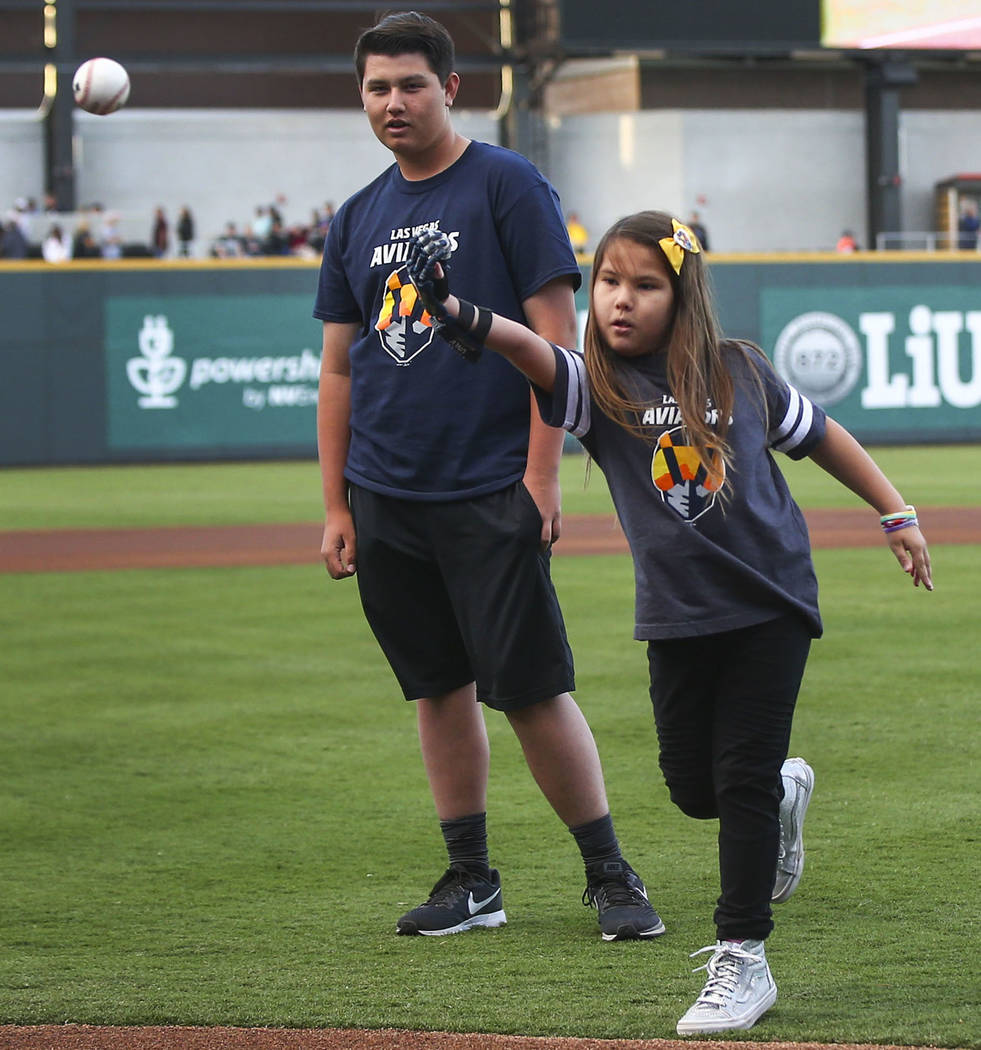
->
[406,230,491,363]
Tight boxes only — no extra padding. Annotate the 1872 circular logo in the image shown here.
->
[772,312,862,407]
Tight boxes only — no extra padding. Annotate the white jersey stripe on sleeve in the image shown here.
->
[770,385,815,453]
[771,386,801,442]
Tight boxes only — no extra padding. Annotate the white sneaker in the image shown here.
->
[773,757,815,903]
[676,939,777,1035]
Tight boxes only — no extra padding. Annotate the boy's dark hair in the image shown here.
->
[354,11,456,84]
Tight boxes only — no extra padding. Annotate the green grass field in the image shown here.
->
[0,452,978,1044]
[0,443,977,530]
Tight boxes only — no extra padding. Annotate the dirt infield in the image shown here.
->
[0,1029,955,1050]
[0,508,974,574]
[0,510,967,1050]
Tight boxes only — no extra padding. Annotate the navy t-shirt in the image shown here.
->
[314,140,581,500]
[537,342,828,640]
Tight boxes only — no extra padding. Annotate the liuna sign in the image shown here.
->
[762,284,981,441]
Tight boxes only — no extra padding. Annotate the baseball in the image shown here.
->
[73,57,130,115]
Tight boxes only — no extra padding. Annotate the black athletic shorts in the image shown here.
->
[349,481,575,711]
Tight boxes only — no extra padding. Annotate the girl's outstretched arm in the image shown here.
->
[808,418,933,590]
[406,229,559,391]
[442,289,558,391]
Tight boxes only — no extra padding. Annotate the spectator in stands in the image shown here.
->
[177,206,195,257]
[101,212,123,259]
[72,223,102,259]
[1,213,29,258]
[287,221,312,256]
[151,206,170,257]
[263,218,290,255]
[318,201,336,238]
[688,210,710,251]
[41,223,71,263]
[243,226,265,256]
[212,222,245,258]
[12,198,32,241]
[958,198,980,250]
[252,205,272,243]
[306,208,328,254]
[565,211,589,253]
[836,229,859,253]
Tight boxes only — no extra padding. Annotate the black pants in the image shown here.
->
[647,614,812,941]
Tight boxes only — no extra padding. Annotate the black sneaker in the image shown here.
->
[583,860,666,941]
[396,867,506,936]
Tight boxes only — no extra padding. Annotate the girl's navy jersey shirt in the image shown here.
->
[314,141,581,501]
[538,342,827,640]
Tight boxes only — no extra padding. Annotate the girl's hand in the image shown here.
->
[885,524,933,591]
[406,230,452,317]
[406,230,485,362]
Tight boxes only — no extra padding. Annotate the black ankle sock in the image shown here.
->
[440,812,490,877]
[569,812,625,875]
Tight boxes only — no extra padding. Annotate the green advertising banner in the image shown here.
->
[105,294,322,451]
[761,284,981,440]
[3,258,978,467]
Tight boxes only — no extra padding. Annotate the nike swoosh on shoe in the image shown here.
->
[468,889,500,915]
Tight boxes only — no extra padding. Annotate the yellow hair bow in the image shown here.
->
[658,219,701,275]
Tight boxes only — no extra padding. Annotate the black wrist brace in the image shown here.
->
[455,298,493,344]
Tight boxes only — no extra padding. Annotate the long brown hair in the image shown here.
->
[583,210,761,492]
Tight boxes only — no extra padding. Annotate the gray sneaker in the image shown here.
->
[772,757,815,903]
[676,939,777,1035]
[583,860,666,941]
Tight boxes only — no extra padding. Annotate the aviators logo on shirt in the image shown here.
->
[374,266,437,365]
[650,426,724,523]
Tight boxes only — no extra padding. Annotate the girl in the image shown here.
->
[406,212,932,1035]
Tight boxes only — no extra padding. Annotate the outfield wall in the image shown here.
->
[1,254,979,466]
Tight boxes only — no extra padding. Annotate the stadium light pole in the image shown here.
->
[499,0,557,177]
[45,0,77,211]
[864,57,916,251]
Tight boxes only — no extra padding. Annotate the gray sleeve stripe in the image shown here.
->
[560,346,591,437]
[770,385,815,451]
